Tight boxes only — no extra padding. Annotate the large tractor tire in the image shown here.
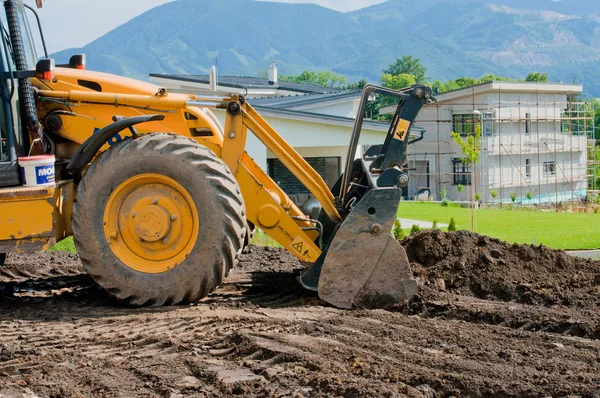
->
[72,133,246,306]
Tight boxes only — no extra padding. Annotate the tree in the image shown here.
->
[452,124,481,227]
[279,70,348,88]
[431,73,551,94]
[381,73,416,90]
[526,72,549,83]
[451,124,481,166]
[383,56,427,83]
[347,78,368,90]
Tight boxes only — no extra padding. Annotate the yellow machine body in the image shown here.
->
[0,181,73,252]
[2,67,327,263]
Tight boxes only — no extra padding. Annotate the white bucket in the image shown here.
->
[18,155,56,187]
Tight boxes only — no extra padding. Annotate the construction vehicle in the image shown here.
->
[0,0,433,309]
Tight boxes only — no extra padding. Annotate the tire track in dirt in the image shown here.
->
[1,238,600,397]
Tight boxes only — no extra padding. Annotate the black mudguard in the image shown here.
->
[66,114,165,175]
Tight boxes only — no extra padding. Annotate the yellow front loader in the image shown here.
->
[0,0,433,309]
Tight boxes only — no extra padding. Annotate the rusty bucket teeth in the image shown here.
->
[317,188,418,309]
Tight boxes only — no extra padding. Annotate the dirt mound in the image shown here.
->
[236,245,301,273]
[403,230,600,309]
[1,242,600,396]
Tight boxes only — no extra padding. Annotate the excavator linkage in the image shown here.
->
[301,84,434,309]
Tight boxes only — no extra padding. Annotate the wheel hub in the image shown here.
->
[103,174,199,274]
[134,204,171,242]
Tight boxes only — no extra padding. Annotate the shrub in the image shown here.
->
[475,192,482,201]
[510,192,517,204]
[440,187,447,199]
[448,217,457,232]
[457,184,463,194]
[393,219,404,241]
[441,198,450,207]
[526,191,533,201]
[490,189,498,201]
[410,224,421,235]
[432,220,438,230]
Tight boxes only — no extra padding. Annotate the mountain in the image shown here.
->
[52,0,600,96]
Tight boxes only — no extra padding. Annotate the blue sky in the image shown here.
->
[30,0,386,53]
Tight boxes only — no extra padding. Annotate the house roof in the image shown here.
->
[248,90,362,109]
[251,105,418,134]
[149,73,345,95]
[434,81,583,102]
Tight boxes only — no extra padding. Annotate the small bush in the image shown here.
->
[410,224,421,235]
[526,191,533,201]
[510,192,517,203]
[448,218,457,232]
[490,189,498,201]
[432,220,438,230]
[457,184,463,194]
[475,192,482,201]
[441,198,450,207]
[393,219,404,241]
[440,187,447,199]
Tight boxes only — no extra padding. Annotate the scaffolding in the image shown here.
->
[406,85,596,207]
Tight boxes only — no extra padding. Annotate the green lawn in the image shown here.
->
[398,202,600,250]
[50,203,599,253]
[50,237,76,252]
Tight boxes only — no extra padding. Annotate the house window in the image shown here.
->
[525,113,531,134]
[452,114,477,137]
[483,112,494,136]
[525,159,531,178]
[543,161,556,177]
[452,158,471,185]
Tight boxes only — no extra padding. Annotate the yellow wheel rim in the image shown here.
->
[103,173,199,274]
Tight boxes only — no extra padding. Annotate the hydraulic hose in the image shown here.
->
[5,0,46,153]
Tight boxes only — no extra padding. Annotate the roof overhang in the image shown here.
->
[434,81,583,102]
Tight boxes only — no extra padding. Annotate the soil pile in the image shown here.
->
[1,237,600,397]
[403,230,600,309]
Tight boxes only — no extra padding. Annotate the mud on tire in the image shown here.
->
[72,133,246,306]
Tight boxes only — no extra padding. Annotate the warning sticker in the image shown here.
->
[393,119,411,141]
[292,241,304,253]
[290,236,318,261]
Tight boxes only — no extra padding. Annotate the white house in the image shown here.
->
[411,82,591,205]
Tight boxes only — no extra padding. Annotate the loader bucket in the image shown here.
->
[317,188,418,309]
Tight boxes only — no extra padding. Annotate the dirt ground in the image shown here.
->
[1,231,599,398]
